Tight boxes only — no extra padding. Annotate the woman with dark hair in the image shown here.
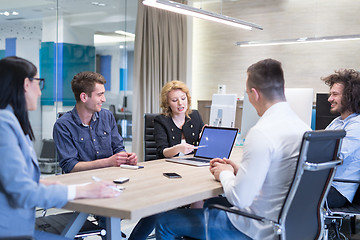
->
[0,56,120,239]
[154,80,204,158]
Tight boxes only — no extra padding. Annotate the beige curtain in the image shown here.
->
[132,0,188,161]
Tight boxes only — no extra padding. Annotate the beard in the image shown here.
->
[329,102,345,115]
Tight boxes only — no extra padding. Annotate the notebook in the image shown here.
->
[166,126,238,166]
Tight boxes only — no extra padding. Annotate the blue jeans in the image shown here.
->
[34,230,72,240]
[98,214,160,240]
[128,214,161,240]
[327,186,350,208]
[155,207,253,240]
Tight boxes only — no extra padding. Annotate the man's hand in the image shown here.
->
[209,158,235,181]
[109,152,128,166]
[126,152,138,165]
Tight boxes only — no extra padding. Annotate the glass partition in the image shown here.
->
[0,0,137,174]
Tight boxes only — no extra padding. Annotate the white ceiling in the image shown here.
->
[0,0,138,34]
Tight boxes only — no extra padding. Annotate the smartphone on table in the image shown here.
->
[163,172,182,178]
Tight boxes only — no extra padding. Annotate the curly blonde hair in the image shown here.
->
[160,80,192,118]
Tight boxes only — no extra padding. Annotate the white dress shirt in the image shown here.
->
[220,102,310,240]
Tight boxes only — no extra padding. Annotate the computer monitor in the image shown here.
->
[209,94,237,128]
[239,88,314,141]
[284,88,314,127]
[239,91,260,141]
[315,93,339,130]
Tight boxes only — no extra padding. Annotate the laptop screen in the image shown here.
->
[194,126,238,159]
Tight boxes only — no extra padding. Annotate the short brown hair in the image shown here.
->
[322,69,360,114]
[160,80,192,117]
[247,58,285,101]
[71,71,106,102]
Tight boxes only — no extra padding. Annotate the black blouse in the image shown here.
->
[154,110,204,159]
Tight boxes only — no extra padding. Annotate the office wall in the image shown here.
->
[191,0,360,107]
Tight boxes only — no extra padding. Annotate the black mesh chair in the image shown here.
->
[36,212,107,239]
[205,130,346,240]
[325,179,360,239]
[144,113,159,161]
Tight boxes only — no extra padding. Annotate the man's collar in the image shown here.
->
[71,107,100,126]
[338,112,359,122]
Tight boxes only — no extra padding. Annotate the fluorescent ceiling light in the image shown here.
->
[115,30,136,38]
[237,34,360,47]
[94,33,135,45]
[143,0,263,30]
[0,11,19,16]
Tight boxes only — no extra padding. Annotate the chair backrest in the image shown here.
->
[278,130,345,240]
[109,104,116,115]
[57,112,66,119]
[144,113,159,161]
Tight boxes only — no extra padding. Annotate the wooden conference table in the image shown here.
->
[47,147,243,240]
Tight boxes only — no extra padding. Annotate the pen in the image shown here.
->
[92,176,123,192]
[195,145,208,148]
[120,164,144,170]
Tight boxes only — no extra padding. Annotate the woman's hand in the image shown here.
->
[176,143,196,155]
[75,181,121,199]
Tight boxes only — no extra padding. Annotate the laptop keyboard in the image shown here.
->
[182,157,210,163]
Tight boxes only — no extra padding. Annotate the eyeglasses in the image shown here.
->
[29,77,45,90]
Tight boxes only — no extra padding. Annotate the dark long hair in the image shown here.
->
[0,56,37,140]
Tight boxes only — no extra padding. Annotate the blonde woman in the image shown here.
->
[154,80,204,159]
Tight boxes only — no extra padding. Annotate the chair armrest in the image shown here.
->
[207,204,265,222]
[333,178,360,184]
[304,159,343,171]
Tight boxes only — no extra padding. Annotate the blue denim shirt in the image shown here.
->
[53,107,125,173]
[327,113,360,202]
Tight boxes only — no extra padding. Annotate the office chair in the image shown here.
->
[325,179,360,239]
[57,111,66,119]
[205,130,346,240]
[109,104,123,136]
[36,212,107,239]
[144,113,159,161]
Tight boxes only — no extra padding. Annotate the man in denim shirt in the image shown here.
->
[53,71,137,173]
[322,69,360,208]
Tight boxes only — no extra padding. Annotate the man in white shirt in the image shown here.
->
[155,59,311,240]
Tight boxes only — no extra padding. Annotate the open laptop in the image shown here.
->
[166,126,238,166]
